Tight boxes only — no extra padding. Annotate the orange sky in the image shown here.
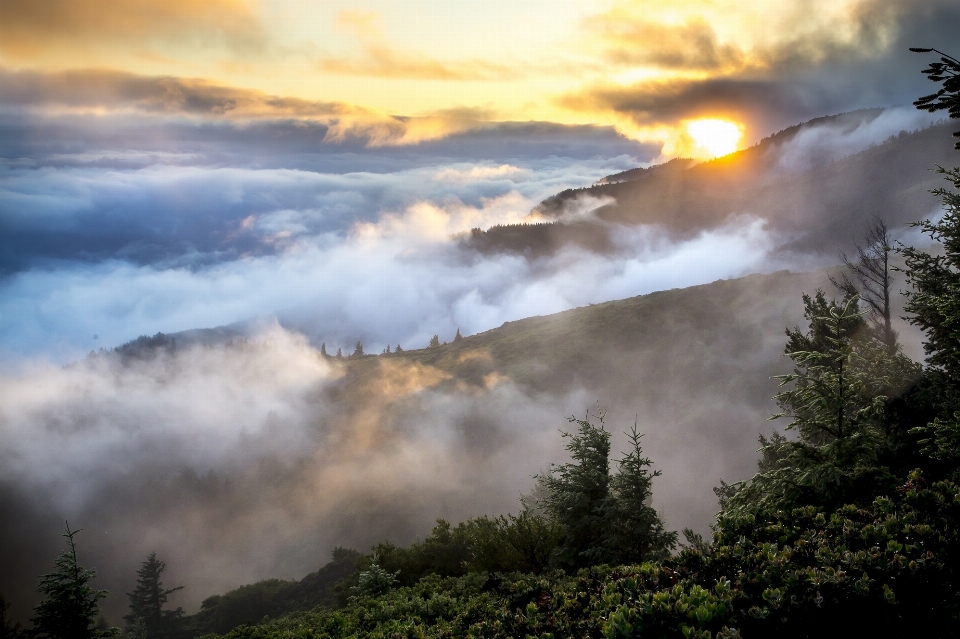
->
[0,0,927,158]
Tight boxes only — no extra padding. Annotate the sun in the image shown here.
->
[686,119,743,158]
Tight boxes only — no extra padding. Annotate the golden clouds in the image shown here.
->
[318,9,517,81]
[0,0,263,62]
[584,13,746,72]
[0,0,948,156]
[0,67,357,117]
[557,0,915,153]
[0,66,507,147]
[582,0,900,74]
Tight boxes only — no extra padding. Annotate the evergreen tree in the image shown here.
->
[352,341,364,357]
[32,524,116,639]
[723,294,918,516]
[428,335,440,348]
[336,347,342,359]
[911,48,960,148]
[320,342,327,357]
[453,328,463,343]
[602,423,677,563]
[537,411,611,568]
[538,410,674,568]
[123,553,183,639]
[395,344,403,353]
[900,48,960,468]
[0,593,22,639]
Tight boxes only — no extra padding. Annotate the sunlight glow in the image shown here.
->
[687,119,744,158]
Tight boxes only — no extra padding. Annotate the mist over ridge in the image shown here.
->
[0,258,928,624]
[0,101,952,626]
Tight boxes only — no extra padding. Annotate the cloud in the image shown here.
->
[583,14,746,72]
[0,67,659,150]
[0,146,651,274]
[0,326,586,621]
[0,0,263,60]
[582,0,900,74]
[0,67,369,118]
[562,0,960,145]
[316,9,519,81]
[559,76,814,137]
[768,106,940,173]
[432,164,528,183]
[0,187,779,365]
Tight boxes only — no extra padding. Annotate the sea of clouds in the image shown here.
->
[0,104,946,620]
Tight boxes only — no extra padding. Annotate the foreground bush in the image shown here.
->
[206,472,958,639]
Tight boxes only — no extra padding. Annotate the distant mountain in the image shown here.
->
[463,110,954,258]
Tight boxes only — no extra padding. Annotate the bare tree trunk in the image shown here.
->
[830,215,897,350]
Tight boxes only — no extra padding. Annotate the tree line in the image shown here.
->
[319,328,464,359]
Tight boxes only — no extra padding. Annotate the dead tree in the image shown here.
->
[830,215,896,349]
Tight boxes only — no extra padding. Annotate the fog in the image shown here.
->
[0,103,949,624]
[0,325,588,620]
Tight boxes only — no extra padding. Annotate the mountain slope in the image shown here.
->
[465,112,954,257]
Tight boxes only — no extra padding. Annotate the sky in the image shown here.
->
[1,0,959,622]
[2,0,958,360]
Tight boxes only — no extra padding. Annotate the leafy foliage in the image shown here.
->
[200,474,960,639]
[349,556,398,599]
[181,549,359,637]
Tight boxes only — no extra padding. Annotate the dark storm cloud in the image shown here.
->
[560,77,820,139]
[563,0,960,138]
[0,68,364,117]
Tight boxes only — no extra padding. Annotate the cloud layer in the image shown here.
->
[0,327,587,621]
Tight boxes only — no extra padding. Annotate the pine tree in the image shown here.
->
[538,410,674,567]
[336,347,342,359]
[352,341,364,357]
[0,593,22,639]
[911,48,960,148]
[900,169,960,466]
[428,335,440,348]
[395,344,403,353]
[123,553,183,639]
[537,411,611,568]
[32,523,116,639]
[722,294,918,516]
[320,342,327,357]
[602,423,677,563]
[899,48,960,467]
[453,328,463,343]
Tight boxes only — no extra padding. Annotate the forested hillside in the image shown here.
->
[465,112,956,259]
